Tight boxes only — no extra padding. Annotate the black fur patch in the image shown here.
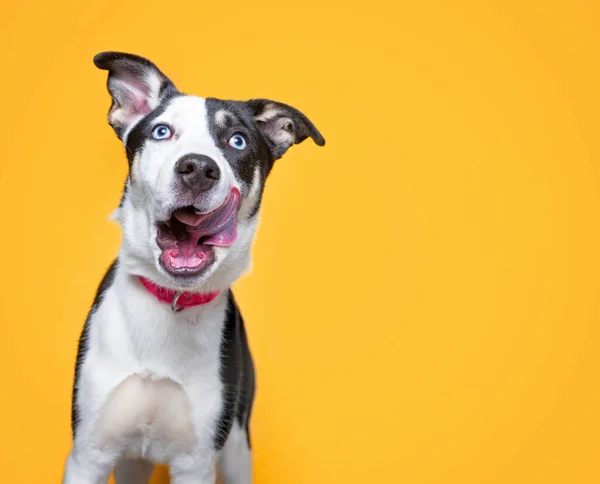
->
[236,311,255,448]
[245,99,325,159]
[205,98,273,219]
[71,259,118,437]
[214,291,256,450]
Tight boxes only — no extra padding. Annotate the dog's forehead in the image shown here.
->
[160,95,208,125]
[158,96,247,134]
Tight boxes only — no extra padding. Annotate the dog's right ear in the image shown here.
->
[94,52,179,140]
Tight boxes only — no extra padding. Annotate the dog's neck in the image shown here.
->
[106,263,231,332]
[139,276,221,313]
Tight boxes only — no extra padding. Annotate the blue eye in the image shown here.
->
[228,134,247,150]
[152,124,172,140]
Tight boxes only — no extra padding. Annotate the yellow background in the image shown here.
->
[0,0,599,482]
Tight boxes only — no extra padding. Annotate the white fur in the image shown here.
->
[63,96,256,484]
[214,109,235,128]
[218,423,252,484]
[63,271,230,483]
[130,96,235,225]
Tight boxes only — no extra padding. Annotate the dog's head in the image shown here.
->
[95,52,324,290]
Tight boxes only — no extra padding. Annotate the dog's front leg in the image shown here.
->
[62,445,120,484]
[169,452,218,484]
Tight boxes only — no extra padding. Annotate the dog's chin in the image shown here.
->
[158,246,216,278]
[154,188,240,286]
[155,248,222,289]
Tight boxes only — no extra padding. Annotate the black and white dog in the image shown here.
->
[62,52,324,484]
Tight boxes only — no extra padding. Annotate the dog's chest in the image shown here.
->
[99,374,196,461]
[83,288,227,462]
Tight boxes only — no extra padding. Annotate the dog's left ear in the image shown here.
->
[94,52,179,140]
[245,99,325,160]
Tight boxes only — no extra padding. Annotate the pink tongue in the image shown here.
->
[173,210,206,227]
[203,221,237,246]
[169,188,241,248]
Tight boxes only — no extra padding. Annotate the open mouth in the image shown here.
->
[156,188,241,277]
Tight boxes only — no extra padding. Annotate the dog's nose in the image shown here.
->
[175,154,220,191]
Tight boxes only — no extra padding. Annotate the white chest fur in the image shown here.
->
[74,270,227,465]
[100,374,195,460]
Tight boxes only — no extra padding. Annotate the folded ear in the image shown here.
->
[246,99,325,160]
[94,52,179,140]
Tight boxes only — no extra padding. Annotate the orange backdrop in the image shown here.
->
[1,1,599,483]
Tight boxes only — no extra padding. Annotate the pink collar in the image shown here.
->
[139,276,220,312]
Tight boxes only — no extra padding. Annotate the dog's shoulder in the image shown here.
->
[215,290,255,449]
[71,259,118,436]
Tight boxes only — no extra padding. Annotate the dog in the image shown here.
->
[62,52,324,484]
